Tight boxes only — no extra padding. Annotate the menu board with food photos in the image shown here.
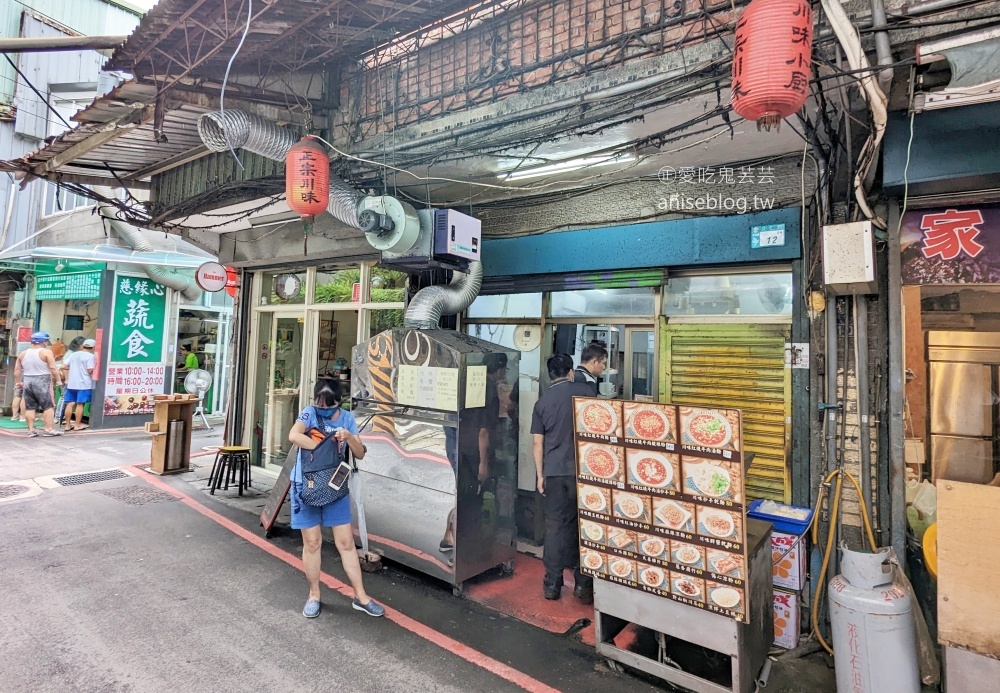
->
[574,397,749,623]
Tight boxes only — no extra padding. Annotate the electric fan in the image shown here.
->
[183,368,214,430]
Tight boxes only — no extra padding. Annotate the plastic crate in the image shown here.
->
[747,499,814,536]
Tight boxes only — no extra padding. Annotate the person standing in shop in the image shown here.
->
[574,343,608,395]
[178,344,199,370]
[60,338,96,431]
[532,352,595,603]
[13,332,63,437]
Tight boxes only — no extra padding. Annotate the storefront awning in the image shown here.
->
[0,245,212,268]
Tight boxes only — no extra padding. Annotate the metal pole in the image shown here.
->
[856,297,874,545]
[887,202,907,561]
[0,36,128,53]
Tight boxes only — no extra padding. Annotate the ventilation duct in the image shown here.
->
[404,261,483,329]
[196,110,483,327]
[94,186,202,301]
[197,110,363,229]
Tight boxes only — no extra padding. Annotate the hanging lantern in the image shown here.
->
[731,0,813,131]
[285,136,330,218]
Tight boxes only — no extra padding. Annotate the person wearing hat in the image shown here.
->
[61,338,97,431]
[13,332,63,437]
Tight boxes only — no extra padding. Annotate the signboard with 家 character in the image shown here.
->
[104,274,169,416]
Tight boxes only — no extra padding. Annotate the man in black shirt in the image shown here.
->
[574,342,608,395]
[532,353,595,603]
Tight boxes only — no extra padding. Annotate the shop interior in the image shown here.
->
[173,309,223,412]
[903,284,1000,485]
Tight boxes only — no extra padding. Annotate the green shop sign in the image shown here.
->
[110,274,167,363]
[34,270,103,300]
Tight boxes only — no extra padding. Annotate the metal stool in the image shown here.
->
[208,446,252,496]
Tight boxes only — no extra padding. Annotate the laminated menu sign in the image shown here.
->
[396,364,459,411]
[574,397,749,623]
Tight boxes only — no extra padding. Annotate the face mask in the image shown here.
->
[314,405,340,417]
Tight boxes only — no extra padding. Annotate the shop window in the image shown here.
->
[549,287,654,317]
[370,266,407,304]
[368,308,405,338]
[315,268,361,303]
[259,270,306,305]
[467,292,543,319]
[662,272,793,318]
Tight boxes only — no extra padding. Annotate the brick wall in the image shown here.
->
[340,0,739,141]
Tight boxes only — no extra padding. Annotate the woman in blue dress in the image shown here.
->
[287,379,384,618]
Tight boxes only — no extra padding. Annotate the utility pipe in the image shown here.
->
[0,35,128,53]
[855,297,873,543]
[870,0,895,93]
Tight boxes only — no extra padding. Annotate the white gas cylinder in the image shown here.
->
[829,547,920,693]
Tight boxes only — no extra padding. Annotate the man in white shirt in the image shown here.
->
[61,338,96,431]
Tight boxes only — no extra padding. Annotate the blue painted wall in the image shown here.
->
[482,207,801,277]
[883,103,1000,198]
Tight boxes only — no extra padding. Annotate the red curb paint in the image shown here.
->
[126,465,561,693]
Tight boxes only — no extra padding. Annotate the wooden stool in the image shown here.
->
[208,446,252,496]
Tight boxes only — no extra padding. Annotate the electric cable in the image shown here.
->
[219,0,254,170]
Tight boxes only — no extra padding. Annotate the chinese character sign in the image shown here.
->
[901,206,1000,283]
[110,275,167,363]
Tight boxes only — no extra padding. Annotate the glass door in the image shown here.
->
[625,328,657,401]
[252,313,305,471]
[304,309,360,407]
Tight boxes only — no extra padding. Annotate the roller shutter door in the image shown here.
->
[659,321,791,502]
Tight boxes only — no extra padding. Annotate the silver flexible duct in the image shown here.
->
[404,261,483,329]
[196,110,482,324]
[94,186,202,302]
[197,110,363,229]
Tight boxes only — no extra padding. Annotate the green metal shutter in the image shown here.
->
[658,320,791,502]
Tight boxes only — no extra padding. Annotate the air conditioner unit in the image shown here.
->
[914,27,1000,112]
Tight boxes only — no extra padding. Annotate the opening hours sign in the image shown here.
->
[105,274,168,416]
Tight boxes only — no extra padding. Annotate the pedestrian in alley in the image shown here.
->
[10,382,25,422]
[60,338,96,431]
[532,353,595,603]
[574,342,608,395]
[13,332,63,437]
[286,379,385,619]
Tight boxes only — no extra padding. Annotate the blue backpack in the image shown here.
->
[298,409,348,507]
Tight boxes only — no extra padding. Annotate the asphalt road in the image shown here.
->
[0,427,658,693]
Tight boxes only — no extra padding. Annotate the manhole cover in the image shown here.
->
[53,469,129,486]
[97,485,178,506]
[0,485,29,499]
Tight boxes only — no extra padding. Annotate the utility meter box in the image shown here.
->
[822,221,877,294]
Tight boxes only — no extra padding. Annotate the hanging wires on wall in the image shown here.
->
[219,0,255,170]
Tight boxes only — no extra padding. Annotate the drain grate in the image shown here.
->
[52,469,129,486]
[97,485,178,507]
[0,484,29,499]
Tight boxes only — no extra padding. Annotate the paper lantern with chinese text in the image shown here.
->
[731,0,813,130]
[285,136,330,218]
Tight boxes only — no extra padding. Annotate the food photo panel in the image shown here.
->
[578,484,611,516]
[637,533,669,561]
[607,556,637,583]
[575,398,623,438]
[706,549,746,580]
[581,548,607,575]
[681,457,743,504]
[578,442,625,484]
[679,407,742,454]
[612,490,652,524]
[706,580,745,617]
[637,562,668,591]
[580,519,607,546]
[623,402,676,443]
[696,506,744,543]
[671,573,706,603]
[607,526,638,553]
[626,449,680,492]
[652,497,696,534]
[670,540,706,571]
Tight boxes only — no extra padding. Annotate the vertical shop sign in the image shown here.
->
[104,275,168,416]
[574,398,750,623]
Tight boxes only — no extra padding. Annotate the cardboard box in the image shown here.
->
[773,589,801,650]
[771,530,807,591]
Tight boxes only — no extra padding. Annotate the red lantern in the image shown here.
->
[285,136,329,218]
[731,0,813,130]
